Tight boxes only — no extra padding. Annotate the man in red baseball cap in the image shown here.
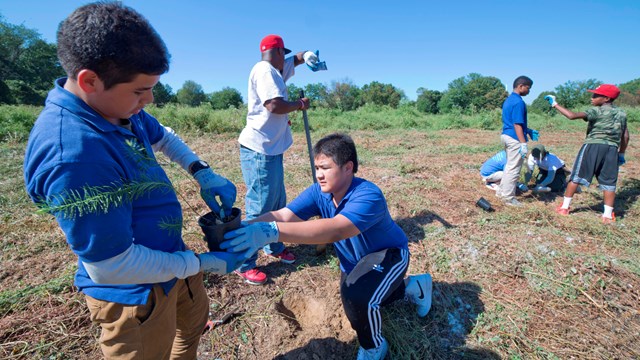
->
[259,34,291,55]
[544,84,629,224]
[236,35,324,285]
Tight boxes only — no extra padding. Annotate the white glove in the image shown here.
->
[519,143,528,159]
[303,51,319,69]
[544,95,558,107]
[533,185,551,193]
[198,251,247,274]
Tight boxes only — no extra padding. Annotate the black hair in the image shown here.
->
[513,76,533,89]
[57,1,170,89]
[313,133,358,173]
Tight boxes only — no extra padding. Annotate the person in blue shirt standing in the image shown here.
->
[497,76,538,206]
[221,133,433,360]
[23,3,247,358]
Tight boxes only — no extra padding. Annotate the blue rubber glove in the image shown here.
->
[544,95,557,107]
[528,129,539,141]
[193,168,237,217]
[197,251,247,274]
[303,50,327,72]
[519,143,528,159]
[220,222,279,256]
[618,153,626,166]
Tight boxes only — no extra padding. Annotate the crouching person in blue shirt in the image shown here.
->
[23,3,247,359]
[221,133,433,360]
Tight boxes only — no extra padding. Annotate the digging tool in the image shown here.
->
[299,90,326,255]
[202,310,241,334]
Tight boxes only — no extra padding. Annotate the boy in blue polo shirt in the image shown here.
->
[498,76,538,206]
[23,3,247,358]
[221,133,433,360]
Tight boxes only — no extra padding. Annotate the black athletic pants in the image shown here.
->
[340,247,409,350]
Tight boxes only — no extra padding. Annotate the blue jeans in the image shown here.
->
[239,146,286,271]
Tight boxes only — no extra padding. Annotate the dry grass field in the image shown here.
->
[1,129,639,359]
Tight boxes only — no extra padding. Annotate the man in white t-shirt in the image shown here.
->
[236,34,321,285]
[524,144,569,193]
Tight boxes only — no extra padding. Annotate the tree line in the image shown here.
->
[2,15,640,114]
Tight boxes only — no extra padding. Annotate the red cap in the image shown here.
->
[587,84,620,100]
[260,34,291,54]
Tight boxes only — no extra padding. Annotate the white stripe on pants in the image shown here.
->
[498,134,524,201]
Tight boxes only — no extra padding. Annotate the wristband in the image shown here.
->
[299,99,305,110]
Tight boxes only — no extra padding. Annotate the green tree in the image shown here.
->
[209,87,243,110]
[304,83,329,108]
[617,78,640,106]
[438,73,507,113]
[554,79,601,109]
[176,80,206,107]
[530,91,557,116]
[0,80,12,104]
[415,88,442,114]
[5,79,43,105]
[287,83,303,101]
[152,82,175,106]
[360,81,404,108]
[0,15,63,104]
[325,79,362,111]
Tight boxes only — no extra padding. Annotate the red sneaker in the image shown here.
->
[235,269,267,285]
[602,212,616,224]
[555,205,570,216]
[270,248,296,264]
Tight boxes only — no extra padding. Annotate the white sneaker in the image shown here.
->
[356,338,388,360]
[405,274,433,317]
[485,183,499,191]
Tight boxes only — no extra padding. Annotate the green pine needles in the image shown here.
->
[35,139,181,231]
[36,179,174,220]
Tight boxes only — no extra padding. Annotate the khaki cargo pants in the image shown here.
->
[85,272,209,359]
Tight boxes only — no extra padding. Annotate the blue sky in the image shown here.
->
[2,0,639,103]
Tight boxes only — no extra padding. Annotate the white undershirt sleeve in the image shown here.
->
[151,126,200,172]
[82,243,201,284]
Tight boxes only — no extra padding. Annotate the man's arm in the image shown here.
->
[293,51,305,66]
[264,96,309,114]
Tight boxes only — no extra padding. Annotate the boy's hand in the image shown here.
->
[220,222,279,255]
[197,252,246,274]
[519,143,528,159]
[528,129,539,141]
[618,153,626,166]
[194,168,237,216]
[544,95,557,107]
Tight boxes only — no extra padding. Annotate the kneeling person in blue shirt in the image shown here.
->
[222,133,433,360]
[23,3,247,358]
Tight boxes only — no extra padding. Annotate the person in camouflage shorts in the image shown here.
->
[544,84,630,224]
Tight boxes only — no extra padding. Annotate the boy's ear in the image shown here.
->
[76,69,102,94]
[344,161,354,173]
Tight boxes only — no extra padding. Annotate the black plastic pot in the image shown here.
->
[197,207,242,251]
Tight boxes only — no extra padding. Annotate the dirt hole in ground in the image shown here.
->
[276,293,329,330]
